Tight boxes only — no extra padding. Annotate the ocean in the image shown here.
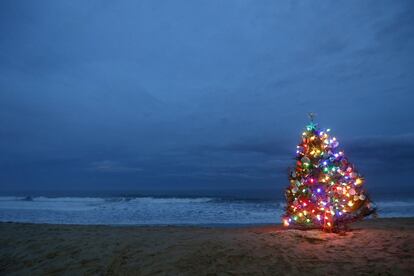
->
[0,190,413,225]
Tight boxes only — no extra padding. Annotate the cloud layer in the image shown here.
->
[0,0,414,194]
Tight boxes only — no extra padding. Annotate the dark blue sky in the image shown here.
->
[1,1,413,195]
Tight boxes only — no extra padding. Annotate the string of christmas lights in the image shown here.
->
[282,119,376,232]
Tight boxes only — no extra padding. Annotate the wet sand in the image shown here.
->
[1,218,413,275]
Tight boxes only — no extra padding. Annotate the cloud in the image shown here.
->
[89,160,143,173]
[1,1,414,192]
[182,139,294,182]
[374,2,414,50]
[343,133,414,172]
[346,133,414,159]
[197,139,291,156]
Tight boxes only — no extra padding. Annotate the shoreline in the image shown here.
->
[0,216,407,228]
[1,218,413,275]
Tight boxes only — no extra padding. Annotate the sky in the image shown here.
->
[0,0,413,196]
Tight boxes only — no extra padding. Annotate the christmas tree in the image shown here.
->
[283,114,376,231]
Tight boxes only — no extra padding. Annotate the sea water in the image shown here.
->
[0,191,413,225]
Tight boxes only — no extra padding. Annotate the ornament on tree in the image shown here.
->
[282,114,376,232]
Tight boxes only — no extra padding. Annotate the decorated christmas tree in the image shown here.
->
[282,114,376,231]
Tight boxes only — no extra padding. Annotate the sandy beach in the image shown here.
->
[0,218,413,275]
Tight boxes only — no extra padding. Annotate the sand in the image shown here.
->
[0,218,413,275]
